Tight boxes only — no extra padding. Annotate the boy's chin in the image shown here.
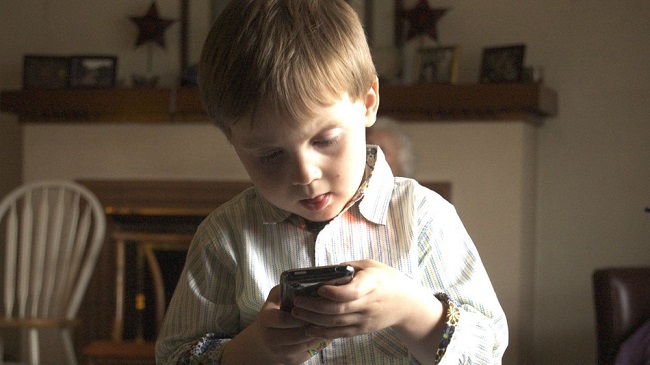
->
[297,211,336,223]
[296,206,341,223]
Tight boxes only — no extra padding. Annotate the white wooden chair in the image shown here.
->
[0,180,106,365]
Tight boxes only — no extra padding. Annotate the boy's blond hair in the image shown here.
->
[198,0,377,137]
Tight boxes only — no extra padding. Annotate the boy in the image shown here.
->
[156,0,507,364]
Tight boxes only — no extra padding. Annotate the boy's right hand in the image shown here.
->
[221,285,327,365]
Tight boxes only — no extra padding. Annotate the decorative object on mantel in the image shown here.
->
[180,64,198,87]
[23,55,71,89]
[23,55,118,89]
[395,0,449,84]
[414,45,460,84]
[129,1,176,88]
[480,44,527,83]
[398,0,447,44]
[69,55,118,88]
[177,0,227,87]
[522,65,545,83]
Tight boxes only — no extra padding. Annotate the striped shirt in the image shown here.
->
[156,146,508,364]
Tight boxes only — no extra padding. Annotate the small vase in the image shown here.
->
[131,73,159,88]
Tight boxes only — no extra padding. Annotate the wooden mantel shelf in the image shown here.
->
[0,83,557,124]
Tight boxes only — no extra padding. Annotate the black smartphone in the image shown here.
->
[280,264,355,311]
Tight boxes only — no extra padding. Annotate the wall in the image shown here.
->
[434,1,650,364]
[404,122,538,363]
[2,0,650,364]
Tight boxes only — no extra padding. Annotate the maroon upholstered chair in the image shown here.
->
[592,267,650,365]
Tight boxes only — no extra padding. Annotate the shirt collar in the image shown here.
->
[358,145,394,225]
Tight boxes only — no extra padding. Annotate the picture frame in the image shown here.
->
[69,56,117,88]
[23,55,71,89]
[479,44,526,83]
[414,45,460,84]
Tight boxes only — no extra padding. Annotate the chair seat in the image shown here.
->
[0,318,79,328]
[83,341,156,365]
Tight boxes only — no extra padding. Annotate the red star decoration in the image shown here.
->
[401,0,447,41]
[130,1,176,48]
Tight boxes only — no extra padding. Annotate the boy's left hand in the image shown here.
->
[288,259,444,341]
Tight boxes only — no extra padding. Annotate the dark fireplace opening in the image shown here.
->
[123,245,188,341]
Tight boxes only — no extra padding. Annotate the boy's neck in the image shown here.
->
[303,218,331,233]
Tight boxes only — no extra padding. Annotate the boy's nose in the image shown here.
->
[291,153,321,186]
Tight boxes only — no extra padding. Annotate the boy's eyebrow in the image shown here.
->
[236,114,345,149]
[237,135,276,149]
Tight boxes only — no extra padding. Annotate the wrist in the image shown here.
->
[389,288,446,364]
[392,288,444,343]
[221,322,271,365]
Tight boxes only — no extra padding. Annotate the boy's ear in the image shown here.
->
[364,77,380,128]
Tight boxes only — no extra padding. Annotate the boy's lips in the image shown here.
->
[300,193,331,211]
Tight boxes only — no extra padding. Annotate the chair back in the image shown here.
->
[0,180,106,364]
[593,267,650,365]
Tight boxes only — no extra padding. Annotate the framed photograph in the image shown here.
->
[23,55,71,89]
[479,44,526,83]
[69,56,117,88]
[414,45,460,84]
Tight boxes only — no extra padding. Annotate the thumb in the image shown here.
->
[266,285,281,306]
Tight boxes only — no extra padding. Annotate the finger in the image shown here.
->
[316,282,361,301]
[260,286,311,329]
[305,324,361,340]
[318,269,380,302]
[267,285,281,304]
[268,326,317,346]
[260,305,312,330]
[293,294,355,315]
[341,258,376,271]
[296,309,365,328]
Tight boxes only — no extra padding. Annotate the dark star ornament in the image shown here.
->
[130,1,176,48]
[401,0,447,42]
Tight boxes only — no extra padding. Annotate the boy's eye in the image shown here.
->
[259,150,283,163]
[314,135,340,147]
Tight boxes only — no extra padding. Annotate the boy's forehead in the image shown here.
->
[232,98,356,148]
[256,90,350,118]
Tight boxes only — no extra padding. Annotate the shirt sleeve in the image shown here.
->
[155,219,239,365]
[160,333,231,365]
[416,191,509,364]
